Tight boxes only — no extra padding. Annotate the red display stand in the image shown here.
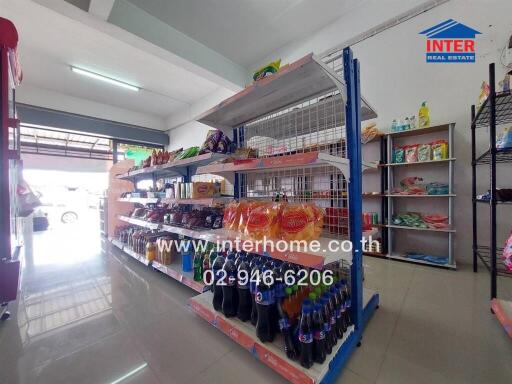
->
[0,17,22,318]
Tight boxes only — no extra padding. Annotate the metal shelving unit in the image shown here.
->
[378,123,457,268]
[471,64,512,337]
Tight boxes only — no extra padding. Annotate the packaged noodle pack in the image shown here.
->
[280,203,325,242]
[238,200,270,233]
[245,203,282,240]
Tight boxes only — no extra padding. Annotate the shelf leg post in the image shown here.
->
[471,105,478,273]
[343,47,363,332]
[489,63,497,299]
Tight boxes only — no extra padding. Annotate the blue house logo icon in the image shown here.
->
[419,19,481,63]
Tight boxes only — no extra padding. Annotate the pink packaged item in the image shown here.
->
[504,231,512,271]
[404,144,419,163]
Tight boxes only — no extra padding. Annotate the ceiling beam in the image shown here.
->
[88,0,115,20]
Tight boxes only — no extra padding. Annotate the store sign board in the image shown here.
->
[420,19,481,63]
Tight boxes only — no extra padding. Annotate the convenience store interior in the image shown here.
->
[1,1,512,383]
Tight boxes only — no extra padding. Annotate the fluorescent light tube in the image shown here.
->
[71,66,139,91]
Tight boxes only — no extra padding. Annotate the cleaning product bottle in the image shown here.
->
[418,102,430,129]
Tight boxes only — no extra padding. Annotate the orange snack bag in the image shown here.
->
[306,203,325,239]
[238,200,270,233]
[280,203,317,242]
[245,203,282,240]
[223,201,241,231]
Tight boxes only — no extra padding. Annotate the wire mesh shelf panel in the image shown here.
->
[474,91,512,128]
[238,164,349,240]
[477,245,512,277]
[243,90,347,158]
[475,147,512,164]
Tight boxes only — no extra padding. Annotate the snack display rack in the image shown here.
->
[108,48,380,383]
[0,17,22,321]
[471,63,512,338]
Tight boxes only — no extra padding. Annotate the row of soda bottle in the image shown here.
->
[205,250,352,369]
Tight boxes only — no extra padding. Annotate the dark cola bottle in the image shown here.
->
[221,256,238,317]
[322,292,337,347]
[319,297,333,354]
[312,303,326,364]
[212,254,225,311]
[340,280,352,327]
[250,257,262,326]
[236,256,252,321]
[298,299,314,368]
[277,287,298,360]
[330,285,344,338]
[255,263,276,342]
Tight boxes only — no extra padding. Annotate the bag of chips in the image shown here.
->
[393,146,405,163]
[200,130,223,154]
[431,140,448,160]
[245,203,282,240]
[238,200,270,233]
[223,201,241,231]
[503,231,512,272]
[279,203,316,242]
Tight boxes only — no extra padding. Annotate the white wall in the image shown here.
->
[167,120,214,151]
[248,0,512,264]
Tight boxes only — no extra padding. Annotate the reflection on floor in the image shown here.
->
[1,231,511,384]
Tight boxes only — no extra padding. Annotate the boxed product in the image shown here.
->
[191,182,221,199]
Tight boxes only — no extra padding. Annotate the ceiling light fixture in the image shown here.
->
[71,66,139,91]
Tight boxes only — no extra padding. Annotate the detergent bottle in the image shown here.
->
[418,102,430,128]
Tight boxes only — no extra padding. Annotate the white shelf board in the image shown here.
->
[198,54,376,132]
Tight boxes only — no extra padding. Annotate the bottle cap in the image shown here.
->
[314,287,322,296]
[292,285,299,292]
[285,287,292,296]
[302,299,312,312]
[314,303,322,312]
[309,292,317,301]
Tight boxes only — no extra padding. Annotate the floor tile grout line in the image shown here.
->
[372,264,417,383]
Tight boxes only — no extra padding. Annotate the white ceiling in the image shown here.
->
[125,0,368,67]
[1,0,221,128]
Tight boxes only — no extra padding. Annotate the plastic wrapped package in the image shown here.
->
[200,130,223,154]
[223,201,241,231]
[417,144,431,162]
[393,147,405,163]
[503,232,512,272]
[245,203,282,240]
[238,200,270,233]
[280,203,317,242]
[431,140,448,160]
[404,145,419,163]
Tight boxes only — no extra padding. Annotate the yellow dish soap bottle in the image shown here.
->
[418,102,430,129]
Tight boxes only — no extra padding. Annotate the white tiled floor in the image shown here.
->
[1,231,511,384]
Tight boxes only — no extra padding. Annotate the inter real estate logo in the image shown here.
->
[419,19,481,63]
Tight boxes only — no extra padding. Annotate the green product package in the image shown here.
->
[418,144,431,162]
[393,147,405,163]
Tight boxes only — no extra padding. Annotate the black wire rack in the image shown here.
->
[475,147,512,165]
[476,245,512,277]
[473,91,512,129]
[471,63,512,301]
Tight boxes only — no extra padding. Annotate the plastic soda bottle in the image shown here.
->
[211,254,225,311]
[340,279,352,327]
[319,297,333,354]
[255,263,276,342]
[221,256,238,317]
[193,252,203,282]
[250,257,262,326]
[277,287,298,360]
[330,286,344,339]
[236,256,252,321]
[298,299,314,368]
[312,303,326,364]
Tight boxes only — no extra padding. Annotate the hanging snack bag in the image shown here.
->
[431,140,448,160]
[280,203,316,242]
[417,143,431,162]
[245,203,282,240]
[238,200,270,233]
[217,133,232,154]
[393,146,405,163]
[307,203,325,239]
[405,144,419,163]
[223,201,241,231]
[503,231,512,272]
[200,130,223,154]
